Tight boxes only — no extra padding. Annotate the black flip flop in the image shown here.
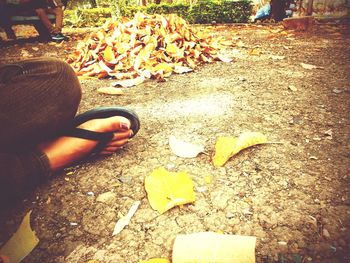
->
[63,106,140,154]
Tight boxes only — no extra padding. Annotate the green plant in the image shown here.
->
[64,8,112,27]
[64,9,83,27]
[190,0,252,23]
[121,0,252,24]
[64,0,252,27]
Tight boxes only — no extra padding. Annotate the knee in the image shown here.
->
[53,7,63,15]
[35,8,46,15]
[36,58,82,104]
[52,59,81,96]
[44,59,82,117]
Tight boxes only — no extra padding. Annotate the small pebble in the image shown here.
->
[196,186,207,193]
[288,85,297,91]
[118,176,133,184]
[332,88,343,94]
[166,163,175,170]
[329,245,337,252]
[225,212,235,219]
[323,228,330,238]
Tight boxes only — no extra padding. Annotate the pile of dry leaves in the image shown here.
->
[67,13,232,86]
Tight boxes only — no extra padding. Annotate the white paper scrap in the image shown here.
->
[112,201,141,236]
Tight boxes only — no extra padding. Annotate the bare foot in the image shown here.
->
[39,116,133,171]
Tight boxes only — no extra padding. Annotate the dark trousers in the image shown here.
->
[0,1,49,38]
[0,58,81,205]
[0,3,18,38]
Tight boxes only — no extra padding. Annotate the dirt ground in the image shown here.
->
[0,21,349,263]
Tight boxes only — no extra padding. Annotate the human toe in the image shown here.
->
[110,129,133,141]
[109,116,131,131]
[106,137,130,148]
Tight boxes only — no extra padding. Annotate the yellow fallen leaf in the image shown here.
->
[78,76,95,80]
[249,49,261,56]
[236,40,246,48]
[104,46,115,61]
[166,43,180,55]
[0,211,39,263]
[20,49,32,58]
[186,57,197,68]
[153,62,173,74]
[111,182,121,187]
[212,136,237,167]
[145,167,196,214]
[212,132,268,167]
[97,87,124,95]
[138,259,170,263]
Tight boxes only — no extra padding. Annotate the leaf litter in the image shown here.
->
[67,13,233,85]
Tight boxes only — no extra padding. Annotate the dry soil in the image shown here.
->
[0,22,349,263]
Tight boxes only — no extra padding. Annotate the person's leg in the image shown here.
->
[0,58,80,203]
[0,58,135,204]
[0,58,82,151]
[46,7,64,34]
[35,8,55,34]
[40,116,133,171]
[0,3,17,40]
[0,114,133,204]
[0,58,136,156]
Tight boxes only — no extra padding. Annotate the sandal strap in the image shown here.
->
[64,127,114,142]
[64,128,114,154]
